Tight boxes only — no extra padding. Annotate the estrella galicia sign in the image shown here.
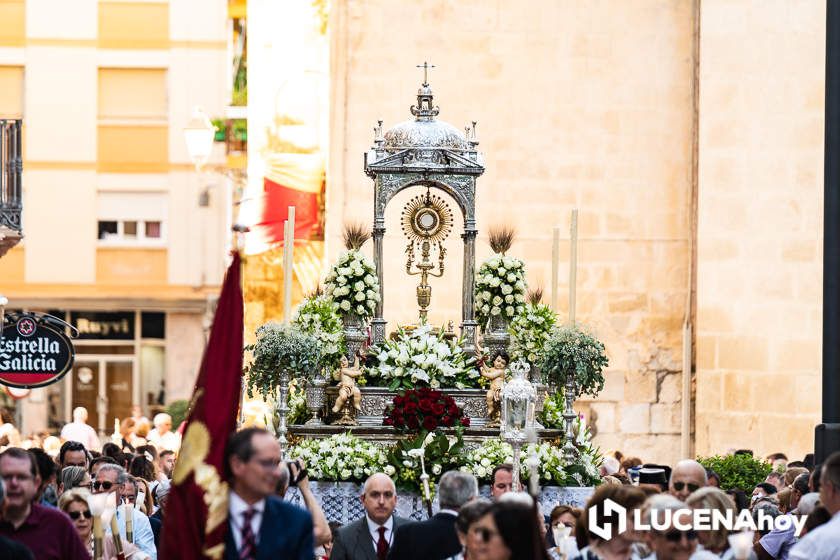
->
[0,312,77,389]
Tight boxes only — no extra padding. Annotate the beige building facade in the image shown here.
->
[0,0,232,436]
[325,0,825,464]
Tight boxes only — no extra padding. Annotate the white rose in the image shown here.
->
[355,292,366,301]
[354,281,365,291]
[507,273,517,282]
[384,465,396,476]
[505,295,514,303]
[340,300,351,311]
[356,305,366,315]
[432,464,442,475]
[490,306,501,315]
[489,277,501,288]
[492,296,503,306]
[340,469,352,479]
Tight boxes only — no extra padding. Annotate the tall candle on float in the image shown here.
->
[569,209,578,326]
[283,206,296,323]
[551,226,560,311]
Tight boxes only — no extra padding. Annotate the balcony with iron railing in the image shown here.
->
[0,119,23,257]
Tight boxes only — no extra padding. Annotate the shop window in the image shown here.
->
[141,312,165,339]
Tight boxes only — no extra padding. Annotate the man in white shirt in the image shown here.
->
[60,407,100,452]
[789,451,840,560]
[147,413,180,452]
[222,427,313,559]
[94,464,156,559]
[331,473,409,560]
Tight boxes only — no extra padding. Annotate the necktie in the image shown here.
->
[239,508,257,560]
[376,526,389,560]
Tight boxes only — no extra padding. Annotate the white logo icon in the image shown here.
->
[589,498,627,540]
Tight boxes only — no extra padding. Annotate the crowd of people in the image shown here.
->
[0,409,838,560]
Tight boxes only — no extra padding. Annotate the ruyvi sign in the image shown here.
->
[0,313,76,389]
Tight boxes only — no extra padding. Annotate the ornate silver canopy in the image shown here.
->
[364,67,485,352]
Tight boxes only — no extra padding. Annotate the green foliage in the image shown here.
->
[388,430,465,492]
[541,325,608,398]
[292,295,346,372]
[540,391,564,429]
[698,453,773,491]
[210,119,226,142]
[509,302,557,365]
[244,322,322,398]
[166,399,189,428]
[287,378,309,425]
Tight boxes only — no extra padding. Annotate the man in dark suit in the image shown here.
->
[387,470,478,560]
[331,473,408,560]
[223,428,313,560]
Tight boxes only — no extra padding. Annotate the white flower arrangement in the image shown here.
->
[474,255,527,328]
[365,324,479,390]
[509,301,557,365]
[460,435,601,486]
[292,294,346,370]
[324,250,380,321]
[288,432,388,483]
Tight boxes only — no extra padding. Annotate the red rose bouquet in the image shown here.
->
[383,387,470,433]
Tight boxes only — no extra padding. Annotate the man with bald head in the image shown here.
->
[669,459,708,501]
[330,473,409,560]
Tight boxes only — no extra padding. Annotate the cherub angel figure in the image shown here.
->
[481,350,508,426]
[332,354,362,414]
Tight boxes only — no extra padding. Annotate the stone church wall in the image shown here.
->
[327,0,825,463]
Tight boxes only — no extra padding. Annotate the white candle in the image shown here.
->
[551,227,560,311]
[283,206,296,323]
[569,210,578,326]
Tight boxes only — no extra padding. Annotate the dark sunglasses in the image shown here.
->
[67,510,93,520]
[664,529,698,542]
[92,481,114,491]
[672,481,700,493]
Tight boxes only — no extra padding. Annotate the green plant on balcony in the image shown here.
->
[231,119,247,142]
[211,119,226,142]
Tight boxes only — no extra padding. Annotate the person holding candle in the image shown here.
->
[59,489,151,560]
[93,464,157,559]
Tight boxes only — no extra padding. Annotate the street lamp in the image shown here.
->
[183,107,215,171]
[501,359,537,492]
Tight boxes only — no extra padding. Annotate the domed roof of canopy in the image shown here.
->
[382,82,470,152]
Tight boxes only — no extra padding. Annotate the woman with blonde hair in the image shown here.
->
[686,486,756,560]
[58,489,150,559]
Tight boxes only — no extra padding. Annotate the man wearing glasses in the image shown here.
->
[0,447,89,559]
[94,464,157,558]
[668,460,707,501]
[223,427,313,559]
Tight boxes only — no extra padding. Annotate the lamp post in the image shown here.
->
[501,359,537,492]
[183,107,215,172]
